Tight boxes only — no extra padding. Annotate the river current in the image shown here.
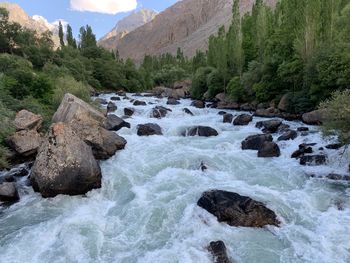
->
[0,93,349,263]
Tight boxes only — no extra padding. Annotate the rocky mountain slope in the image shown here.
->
[98,9,158,51]
[112,0,276,62]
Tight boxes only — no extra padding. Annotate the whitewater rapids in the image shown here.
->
[0,94,349,263]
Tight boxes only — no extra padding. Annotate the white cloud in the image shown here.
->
[70,0,137,15]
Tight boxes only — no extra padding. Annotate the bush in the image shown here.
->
[227,77,246,102]
[190,67,214,99]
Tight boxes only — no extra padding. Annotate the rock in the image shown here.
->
[191,100,205,108]
[124,107,135,116]
[14,110,42,131]
[326,174,350,181]
[0,182,19,202]
[223,114,233,123]
[241,134,273,150]
[208,241,231,263]
[6,166,29,177]
[95,98,108,105]
[278,94,290,112]
[300,155,327,166]
[31,123,102,198]
[137,123,162,136]
[116,91,126,96]
[277,124,291,133]
[256,119,282,133]
[254,107,279,118]
[107,101,117,113]
[152,106,171,118]
[3,175,15,182]
[300,131,309,136]
[233,114,252,126]
[133,100,147,106]
[215,93,226,102]
[297,127,309,132]
[240,103,255,111]
[7,130,42,157]
[183,108,194,116]
[278,130,298,141]
[167,98,180,105]
[110,96,120,101]
[217,102,240,110]
[302,109,327,125]
[197,190,279,227]
[103,114,130,131]
[258,142,281,157]
[218,111,227,115]
[200,161,208,171]
[185,126,218,137]
[325,144,342,150]
[133,93,142,96]
[291,144,313,158]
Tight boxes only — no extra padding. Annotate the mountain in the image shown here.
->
[112,0,276,62]
[98,9,158,51]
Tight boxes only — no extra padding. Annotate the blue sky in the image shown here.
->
[9,0,178,39]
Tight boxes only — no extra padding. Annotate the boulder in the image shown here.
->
[137,123,162,136]
[107,101,117,113]
[185,126,218,137]
[103,114,130,131]
[256,119,282,133]
[30,123,102,198]
[217,101,240,110]
[302,109,327,125]
[110,96,120,101]
[0,182,19,202]
[191,100,205,108]
[240,103,255,111]
[152,106,171,119]
[116,91,126,96]
[7,130,42,157]
[197,190,279,227]
[297,127,309,132]
[325,143,342,150]
[218,111,227,115]
[233,114,253,126]
[277,124,291,133]
[254,107,279,118]
[208,241,231,263]
[241,134,273,150]
[167,98,180,105]
[300,155,327,166]
[223,114,233,123]
[326,174,350,181]
[258,142,281,157]
[278,94,290,112]
[124,107,135,116]
[291,144,313,158]
[278,130,298,141]
[95,98,108,105]
[14,110,42,131]
[215,93,227,102]
[133,100,147,106]
[183,108,194,116]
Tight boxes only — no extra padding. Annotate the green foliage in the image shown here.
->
[227,77,246,102]
[207,69,225,98]
[153,65,187,87]
[190,67,214,99]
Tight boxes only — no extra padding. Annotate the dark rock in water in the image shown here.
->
[152,106,171,119]
[191,100,205,108]
[256,119,282,133]
[297,127,309,132]
[200,161,208,171]
[291,144,313,158]
[300,155,327,166]
[278,130,298,141]
[110,96,120,101]
[95,98,108,105]
[197,190,279,227]
[301,131,309,136]
[241,134,273,150]
[107,101,117,113]
[133,93,142,96]
[233,114,252,126]
[258,142,281,157]
[325,144,342,150]
[278,124,290,132]
[6,166,29,177]
[185,126,218,137]
[326,174,350,181]
[167,98,180,105]
[104,114,130,131]
[4,175,15,182]
[137,123,162,136]
[183,108,194,116]
[116,91,126,96]
[208,241,231,263]
[124,107,135,116]
[133,100,147,106]
[223,114,233,123]
[0,182,19,202]
[218,111,227,115]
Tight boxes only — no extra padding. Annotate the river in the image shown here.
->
[0,93,349,263]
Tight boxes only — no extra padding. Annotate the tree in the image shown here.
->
[66,24,77,48]
[58,21,65,47]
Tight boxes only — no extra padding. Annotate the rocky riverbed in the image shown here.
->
[0,93,349,263]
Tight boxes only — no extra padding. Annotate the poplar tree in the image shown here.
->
[58,21,65,47]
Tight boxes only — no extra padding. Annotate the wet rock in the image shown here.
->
[124,107,135,116]
[116,91,126,96]
[191,100,205,108]
[183,108,194,116]
[277,124,290,133]
[14,110,42,131]
[325,144,342,150]
[31,123,102,198]
[256,119,282,133]
[133,93,142,96]
[152,106,171,119]
[300,155,327,166]
[107,101,117,113]
[291,144,313,158]
[197,190,279,227]
[7,130,42,157]
[167,98,180,105]
[6,167,29,177]
[218,111,227,115]
[185,126,218,137]
[326,174,350,181]
[133,100,147,106]
[208,241,231,263]
[302,110,326,125]
[240,103,255,111]
[103,114,130,131]
[3,175,15,182]
[200,161,208,171]
[110,96,120,101]
[233,114,252,126]
[0,182,19,202]
[297,127,309,132]
[95,98,108,105]
[223,114,233,123]
[278,130,298,141]
[258,142,281,157]
[241,134,273,150]
[137,123,162,136]
[300,131,309,136]
[254,107,279,118]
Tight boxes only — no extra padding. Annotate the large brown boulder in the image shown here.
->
[302,110,327,125]
[31,123,102,198]
[258,142,281,158]
[197,190,279,227]
[103,114,130,131]
[241,134,273,150]
[7,130,42,157]
[14,110,42,131]
[0,182,19,202]
[191,100,205,108]
[137,123,163,136]
[278,94,290,112]
[184,126,218,137]
[152,106,172,119]
[256,119,282,133]
[233,114,253,126]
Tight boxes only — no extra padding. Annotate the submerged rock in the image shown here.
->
[325,144,342,150]
[185,126,218,137]
[197,190,279,227]
[241,134,273,150]
[300,155,327,166]
[0,182,19,202]
[258,142,281,157]
[31,123,102,198]
[233,114,253,126]
[137,123,162,136]
[103,114,130,131]
[208,241,231,263]
[133,100,147,106]
[326,174,350,181]
[183,108,194,116]
[14,110,42,131]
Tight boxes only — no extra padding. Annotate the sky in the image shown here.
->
[8,0,179,39]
